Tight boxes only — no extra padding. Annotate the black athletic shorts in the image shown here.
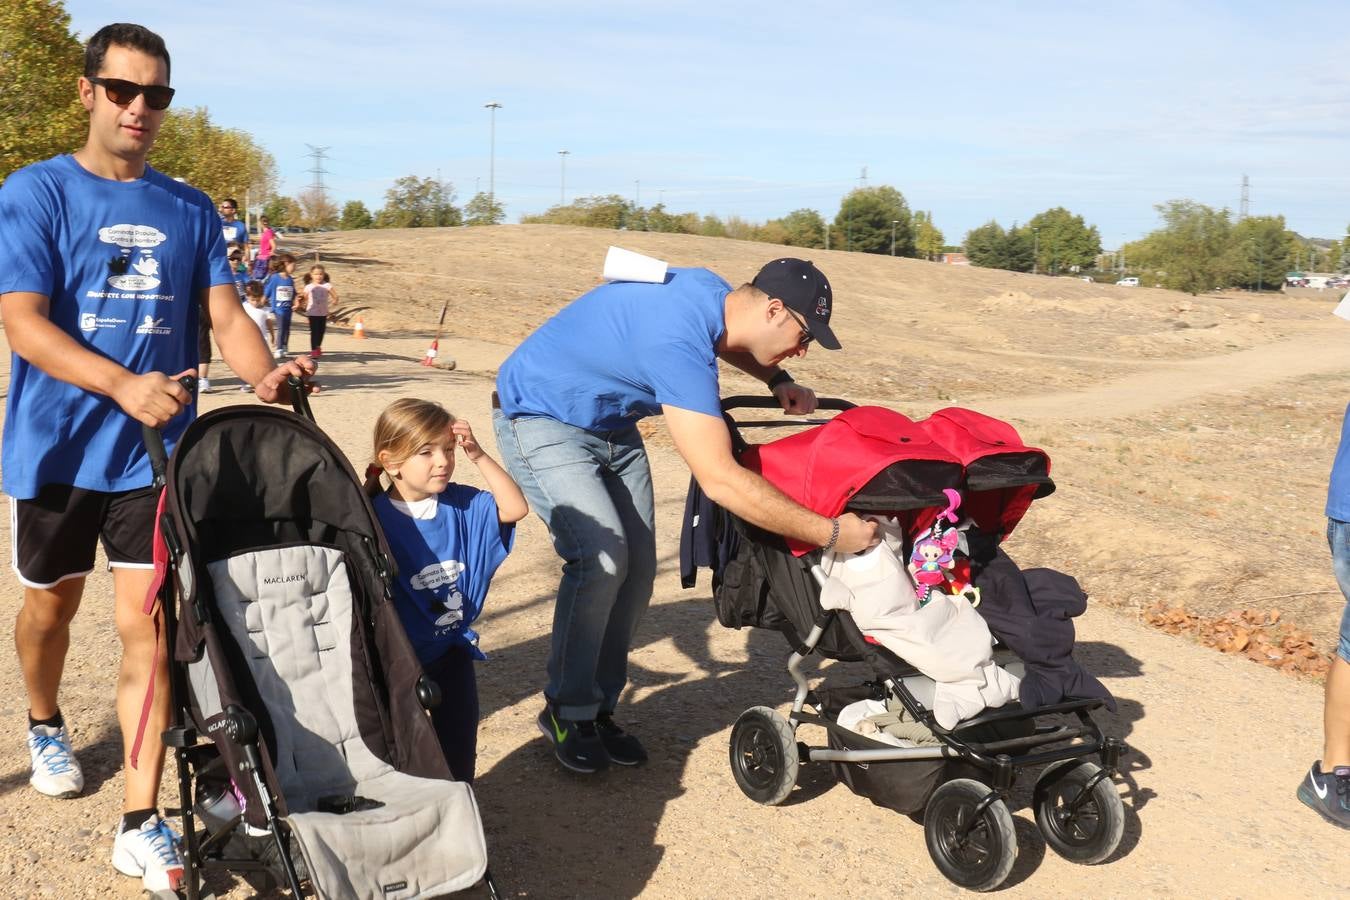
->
[10,484,159,588]
[197,315,212,364]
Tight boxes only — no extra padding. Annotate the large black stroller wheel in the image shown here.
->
[728,706,798,806]
[923,778,1017,892]
[1033,761,1125,864]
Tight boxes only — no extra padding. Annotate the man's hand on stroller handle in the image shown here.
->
[254,356,319,405]
[772,380,818,415]
[834,512,880,554]
[113,369,196,427]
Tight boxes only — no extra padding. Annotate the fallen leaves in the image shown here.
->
[1143,603,1332,678]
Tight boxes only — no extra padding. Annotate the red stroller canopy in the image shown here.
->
[740,406,964,554]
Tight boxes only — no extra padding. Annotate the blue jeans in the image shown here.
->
[1326,519,1350,663]
[493,411,657,720]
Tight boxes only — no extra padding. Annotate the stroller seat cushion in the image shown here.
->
[287,774,487,899]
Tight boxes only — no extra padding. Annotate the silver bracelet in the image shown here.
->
[823,517,840,553]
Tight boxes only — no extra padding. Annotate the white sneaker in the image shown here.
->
[27,723,83,798]
[199,377,213,393]
[112,814,185,893]
[272,347,283,359]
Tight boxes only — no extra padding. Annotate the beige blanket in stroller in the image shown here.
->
[821,518,1020,728]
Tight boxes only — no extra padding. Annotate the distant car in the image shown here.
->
[1080,276,1094,283]
[1116,277,1140,287]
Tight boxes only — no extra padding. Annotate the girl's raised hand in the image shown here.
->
[452,419,483,460]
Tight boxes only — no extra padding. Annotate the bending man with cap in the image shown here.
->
[493,257,877,775]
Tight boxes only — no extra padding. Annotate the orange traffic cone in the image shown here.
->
[353,316,367,339]
[420,338,439,367]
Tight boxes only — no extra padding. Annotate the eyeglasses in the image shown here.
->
[87,76,175,111]
[785,308,815,347]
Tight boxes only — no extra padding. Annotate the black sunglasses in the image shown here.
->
[87,76,175,111]
[785,307,815,347]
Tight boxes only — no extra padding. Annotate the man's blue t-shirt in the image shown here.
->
[373,485,515,665]
[1327,403,1350,521]
[495,267,730,431]
[0,155,232,499]
[264,273,294,310]
[221,218,248,249]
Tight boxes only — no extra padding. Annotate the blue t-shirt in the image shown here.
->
[221,218,248,248]
[373,485,515,664]
[495,267,729,430]
[0,155,232,499]
[264,273,294,310]
[1327,403,1350,521]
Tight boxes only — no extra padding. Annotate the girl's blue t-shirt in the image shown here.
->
[373,485,515,664]
[264,273,294,310]
[495,267,730,430]
[0,155,232,498]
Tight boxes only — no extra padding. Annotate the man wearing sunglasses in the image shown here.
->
[493,256,878,776]
[0,22,315,893]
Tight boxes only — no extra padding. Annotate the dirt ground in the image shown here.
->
[0,224,1346,898]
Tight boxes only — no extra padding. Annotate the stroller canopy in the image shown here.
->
[915,408,1054,541]
[740,407,965,554]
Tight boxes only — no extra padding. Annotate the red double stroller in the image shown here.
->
[681,398,1127,892]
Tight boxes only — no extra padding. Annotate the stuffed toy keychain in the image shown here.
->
[908,488,979,606]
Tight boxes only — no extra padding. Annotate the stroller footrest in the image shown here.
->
[163,726,198,748]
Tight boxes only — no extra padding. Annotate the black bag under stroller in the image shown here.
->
[682,397,1128,893]
[141,386,491,899]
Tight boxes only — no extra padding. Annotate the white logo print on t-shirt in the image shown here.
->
[99,223,167,291]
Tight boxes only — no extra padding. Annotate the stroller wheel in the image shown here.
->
[923,778,1017,892]
[728,706,798,806]
[1033,761,1125,864]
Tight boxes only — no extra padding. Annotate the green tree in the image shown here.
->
[339,199,373,230]
[0,0,85,181]
[964,221,1007,268]
[375,176,460,228]
[1025,206,1102,274]
[463,191,505,226]
[913,210,944,260]
[698,214,728,238]
[150,107,276,203]
[521,194,631,229]
[770,208,826,248]
[262,195,300,228]
[1230,215,1296,291]
[833,186,913,255]
[1124,200,1235,294]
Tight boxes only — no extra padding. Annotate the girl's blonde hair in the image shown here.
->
[364,398,455,496]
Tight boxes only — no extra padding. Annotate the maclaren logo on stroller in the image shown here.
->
[263,574,306,585]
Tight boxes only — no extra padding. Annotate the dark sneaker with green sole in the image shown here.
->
[537,706,609,774]
[596,712,648,766]
[1296,762,1350,829]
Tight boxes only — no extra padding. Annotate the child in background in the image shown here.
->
[252,215,276,279]
[227,243,249,302]
[300,264,337,358]
[240,280,277,378]
[263,253,296,358]
[364,399,528,782]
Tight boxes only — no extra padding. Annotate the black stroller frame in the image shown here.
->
[713,397,1127,892]
[142,378,498,899]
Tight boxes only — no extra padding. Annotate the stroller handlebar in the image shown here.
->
[720,395,855,412]
[142,375,198,489]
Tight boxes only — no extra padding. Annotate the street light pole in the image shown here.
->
[891,220,898,256]
[1032,228,1040,274]
[557,150,569,204]
[485,101,502,217]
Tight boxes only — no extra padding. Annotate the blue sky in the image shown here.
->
[65,1,1350,247]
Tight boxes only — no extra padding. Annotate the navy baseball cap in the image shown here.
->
[751,258,840,350]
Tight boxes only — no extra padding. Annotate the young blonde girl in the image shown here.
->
[364,399,528,782]
[300,264,337,358]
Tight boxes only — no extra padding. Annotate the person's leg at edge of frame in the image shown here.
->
[491,409,619,774]
[1300,517,1350,828]
[592,426,655,765]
